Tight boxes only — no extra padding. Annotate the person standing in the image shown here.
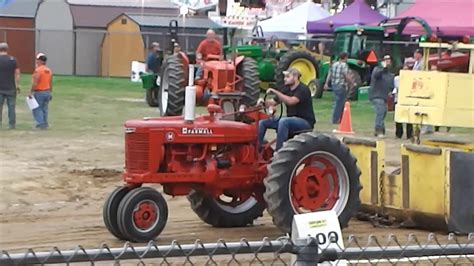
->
[29,53,53,130]
[324,52,355,124]
[0,42,21,129]
[393,64,413,139]
[146,42,163,74]
[369,55,395,137]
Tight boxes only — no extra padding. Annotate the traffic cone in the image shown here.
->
[333,101,354,134]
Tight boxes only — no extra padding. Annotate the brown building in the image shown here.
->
[0,0,41,73]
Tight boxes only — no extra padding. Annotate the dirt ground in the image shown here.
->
[0,128,464,261]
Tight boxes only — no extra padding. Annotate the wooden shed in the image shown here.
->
[34,0,179,76]
[0,0,41,73]
[69,1,178,76]
[101,13,222,77]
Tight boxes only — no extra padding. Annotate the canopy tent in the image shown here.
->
[396,0,474,37]
[258,1,330,39]
[306,0,386,34]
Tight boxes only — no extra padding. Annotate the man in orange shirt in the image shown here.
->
[29,53,53,129]
[195,29,222,79]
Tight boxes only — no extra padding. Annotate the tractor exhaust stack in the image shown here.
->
[184,64,196,123]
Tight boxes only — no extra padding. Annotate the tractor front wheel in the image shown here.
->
[264,133,361,233]
[117,187,168,242]
[187,190,265,227]
[159,55,185,116]
[103,186,131,240]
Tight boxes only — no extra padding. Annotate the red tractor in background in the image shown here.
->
[158,51,260,117]
[103,90,362,242]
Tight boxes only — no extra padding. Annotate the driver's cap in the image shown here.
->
[283,67,301,78]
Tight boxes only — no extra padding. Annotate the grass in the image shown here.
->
[2,75,471,138]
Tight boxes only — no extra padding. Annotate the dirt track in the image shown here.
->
[0,129,455,256]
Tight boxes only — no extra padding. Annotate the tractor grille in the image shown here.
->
[125,132,149,174]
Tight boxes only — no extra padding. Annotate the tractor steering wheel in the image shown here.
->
[263,90,283,121]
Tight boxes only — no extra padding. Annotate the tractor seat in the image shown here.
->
[288,129,313,139]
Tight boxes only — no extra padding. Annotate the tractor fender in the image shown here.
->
[234,55,246,66]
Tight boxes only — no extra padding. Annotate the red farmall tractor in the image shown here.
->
[157,51,260,117]
[103,88,362,242]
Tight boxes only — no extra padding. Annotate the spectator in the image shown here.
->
[146,42,163,74]
[29,53,53,130]
[412,49,424,71]
[324,52,355,124]
[369,55,395,137]
[393,64,413,139]
[0,42,20,129]
[195,29,222,79]
[173,42,182,54]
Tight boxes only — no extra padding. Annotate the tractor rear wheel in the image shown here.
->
[263,133,361,233]
[187,190,265,227]
[146,87,159,107]
[159,55,186,116]
[117,187,168,242]
[275,50,319,90]
[103,186,131,240]
[236,57,260,107]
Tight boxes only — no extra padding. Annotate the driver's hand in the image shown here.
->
[266,88,275,94]
[257,98,265,106]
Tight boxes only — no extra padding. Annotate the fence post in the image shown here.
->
[293,237,319,266]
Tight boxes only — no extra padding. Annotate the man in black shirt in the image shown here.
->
[0,42,21,129]
[258,67,316,150]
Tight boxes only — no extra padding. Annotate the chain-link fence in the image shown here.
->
[1,233,473,265]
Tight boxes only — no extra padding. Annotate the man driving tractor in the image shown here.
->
[195,29,222,79]
[258,67,316,151]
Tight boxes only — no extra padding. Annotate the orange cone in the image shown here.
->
[333,101,354,134]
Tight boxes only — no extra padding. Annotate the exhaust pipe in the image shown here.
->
[184,64,195,123]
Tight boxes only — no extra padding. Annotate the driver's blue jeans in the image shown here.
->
[258,117,312,151]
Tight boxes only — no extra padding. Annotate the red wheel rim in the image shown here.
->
[290,154,341,213]
[133,200,158,232]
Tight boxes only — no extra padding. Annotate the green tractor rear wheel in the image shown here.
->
[275,50,319,91]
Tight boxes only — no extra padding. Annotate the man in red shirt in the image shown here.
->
[196,29,222,61]
[195,29,222,79]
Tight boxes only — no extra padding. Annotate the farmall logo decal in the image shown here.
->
[181,128,213,135]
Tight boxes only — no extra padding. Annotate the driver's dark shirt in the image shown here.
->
[278,83,316,127]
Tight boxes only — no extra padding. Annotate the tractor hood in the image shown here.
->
[124,115,257,143]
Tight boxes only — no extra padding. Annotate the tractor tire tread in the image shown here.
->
[160,55,185,116]
[263,133,361,233]
[238,57,260,107]
[187,190,265,228]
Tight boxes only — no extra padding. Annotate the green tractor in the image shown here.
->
[315,16,433,100]
[225,26,329,97]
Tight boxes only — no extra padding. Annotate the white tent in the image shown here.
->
[258,1,330,39]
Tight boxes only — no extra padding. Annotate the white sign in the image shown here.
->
[131,61,146,82]
[291,210,346,265]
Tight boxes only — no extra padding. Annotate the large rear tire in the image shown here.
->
[263,133,362,233]
[236,57,260,107]
[275,50,319,90]
[187,190,265,227]
[158,55,186,116]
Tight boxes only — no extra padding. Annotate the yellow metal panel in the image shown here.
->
[342,138,384,207]
[400,145,447,216]
[395,70,474,128]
